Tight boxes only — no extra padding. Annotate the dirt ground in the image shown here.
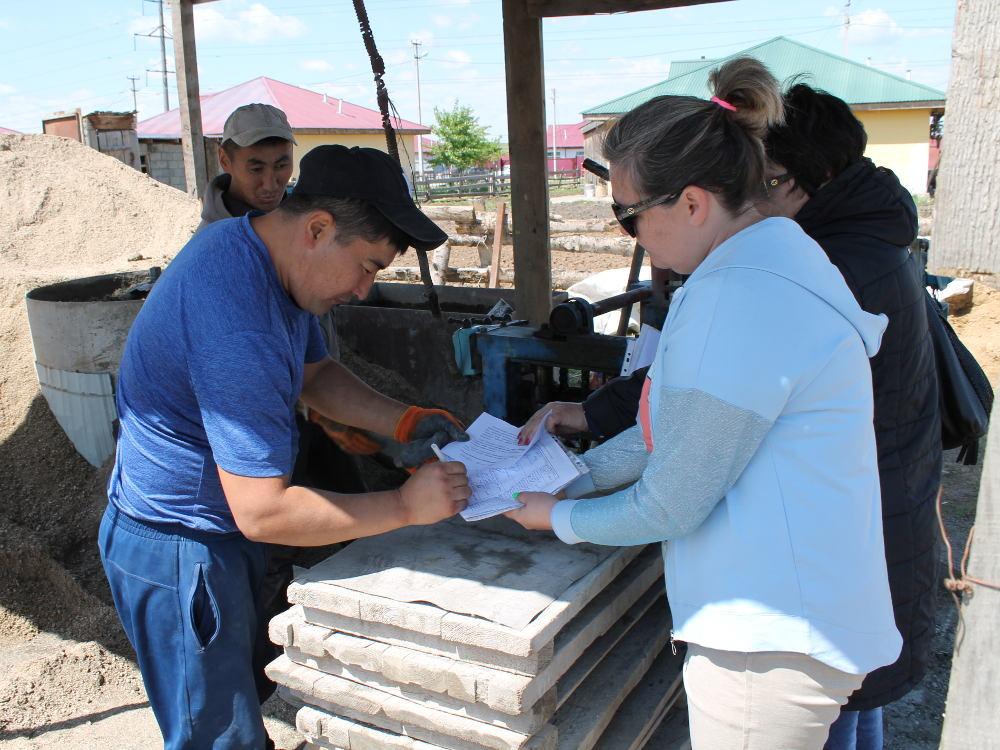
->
[0,177,997,749]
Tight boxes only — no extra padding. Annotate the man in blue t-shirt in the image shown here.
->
[99,145,470,750]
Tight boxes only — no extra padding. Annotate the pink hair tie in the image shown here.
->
[711,96,738,112]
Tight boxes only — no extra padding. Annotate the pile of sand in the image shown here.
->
[0,133,200,736]
[950,282,1000,387]
[0,134,199,275]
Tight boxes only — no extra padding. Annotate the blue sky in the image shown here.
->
[0,0,955,139]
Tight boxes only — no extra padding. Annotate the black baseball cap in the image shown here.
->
[292,145,446,252]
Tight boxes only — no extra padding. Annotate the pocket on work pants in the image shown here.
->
[188,562,221,651]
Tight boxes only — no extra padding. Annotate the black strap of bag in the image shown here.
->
[925,291,993,464]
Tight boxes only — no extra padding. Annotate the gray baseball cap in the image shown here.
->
[221,103,297,147]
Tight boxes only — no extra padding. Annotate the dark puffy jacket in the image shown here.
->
[583,158,941,709]
[798,159,941,710]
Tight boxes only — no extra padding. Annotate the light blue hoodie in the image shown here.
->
[552,217,902,675]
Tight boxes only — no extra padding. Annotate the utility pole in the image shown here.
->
[127,76,141,113]
[550,88,557,175]
[135,0,173,112]
[412,39,428,176]
[157,0,168,111]
[842,0,851,57]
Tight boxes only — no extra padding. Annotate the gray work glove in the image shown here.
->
[391,407,470,469]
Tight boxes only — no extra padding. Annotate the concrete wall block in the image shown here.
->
[281,644,550,735]
[290,524,641,664]
[269,656,554,750]
[359,596,447,636]
[551,601,671,750]
[293,520,618,633]
[274,607,526,711]
[299,606,549,675]
[296,706,557,750]
[289,581,363,620]
[272,549,664,718]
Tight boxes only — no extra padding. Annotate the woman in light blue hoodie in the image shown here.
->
[506,57,902,748]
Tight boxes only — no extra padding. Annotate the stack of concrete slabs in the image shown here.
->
[267,517,680,750]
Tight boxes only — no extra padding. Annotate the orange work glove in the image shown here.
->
[392,406,469,467]
[308,409,383,456]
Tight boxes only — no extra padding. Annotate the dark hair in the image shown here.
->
[765,83,867,196]
[602,57,784,213]
[220,135,292,157]
[278,194,410,253]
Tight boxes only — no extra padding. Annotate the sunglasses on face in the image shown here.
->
[611,191,681,237]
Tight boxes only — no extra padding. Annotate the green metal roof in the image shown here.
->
[665,59,718,78]
[583,36,946,116]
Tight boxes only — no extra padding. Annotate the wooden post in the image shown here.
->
[940,402,1000,748]
[502,0,551,324]
[488,202,507,288]
[929,0,1000,276]
[171,0,207,200]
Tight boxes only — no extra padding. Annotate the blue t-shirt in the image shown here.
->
[109,214,328,533]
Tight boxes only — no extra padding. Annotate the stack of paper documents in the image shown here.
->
[440,413,588,522]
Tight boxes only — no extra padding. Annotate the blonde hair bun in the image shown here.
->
[709,57,785,139]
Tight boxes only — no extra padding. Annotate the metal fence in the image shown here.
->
[414,169,580,201]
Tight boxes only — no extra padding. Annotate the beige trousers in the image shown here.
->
[683,644,866,750]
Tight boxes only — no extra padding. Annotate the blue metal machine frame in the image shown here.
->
[472,325,629,422]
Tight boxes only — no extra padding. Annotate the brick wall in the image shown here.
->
[139,138,223,192]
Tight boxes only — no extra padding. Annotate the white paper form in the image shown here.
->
[441,412,585,521]
[440,412,542,470]
[620,324,661,377]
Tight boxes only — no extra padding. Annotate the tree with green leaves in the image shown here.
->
[429,103,502,171]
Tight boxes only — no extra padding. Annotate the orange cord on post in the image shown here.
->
[935,486,1000,649]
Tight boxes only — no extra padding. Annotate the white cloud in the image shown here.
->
[301,59,334,73]
[194,2,306,44]
[0,83,16,95]
[410,29,435,45]
[0,18,11,29]
[386,49,410,66]
[128,15,154,35]
[1,88,114,133]
[432,15,452,28]
[608,57,671,80]
[446,50,472,65]
[847,8,947,46]
[848,9,903,44]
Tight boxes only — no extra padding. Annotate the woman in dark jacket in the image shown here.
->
[766,85,941,750]
[522,84,941,750]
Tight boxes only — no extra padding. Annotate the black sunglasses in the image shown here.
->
[611,191,680,237]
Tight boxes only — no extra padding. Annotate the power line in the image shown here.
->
[134,0,173,111]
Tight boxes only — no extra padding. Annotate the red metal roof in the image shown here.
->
[138,76,429,140]
[0,126,22,134]
[546,122,585,149]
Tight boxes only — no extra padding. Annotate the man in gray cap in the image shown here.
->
[197,102,297,232]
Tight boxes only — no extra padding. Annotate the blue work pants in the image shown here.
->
[99,504,271,750]
[824,707,884,750]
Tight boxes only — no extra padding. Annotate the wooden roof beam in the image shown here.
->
[525,0,731,19]
[503,0,552,325]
